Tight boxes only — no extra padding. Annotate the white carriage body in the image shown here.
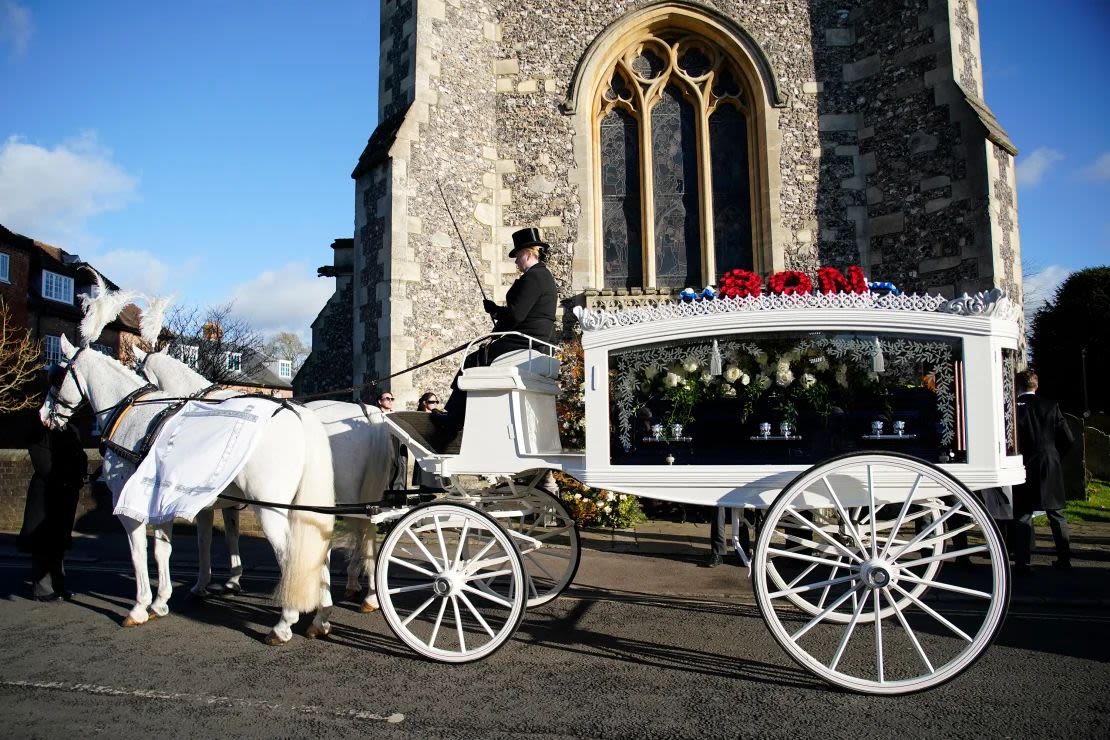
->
[387,291,1024,511]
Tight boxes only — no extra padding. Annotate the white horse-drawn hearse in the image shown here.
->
[42,281,1023,696]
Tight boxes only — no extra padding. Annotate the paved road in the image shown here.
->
[1,538,1108,738]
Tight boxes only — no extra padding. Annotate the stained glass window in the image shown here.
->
[652,85,701,289]
[596,32,757,290]
[600,108,643,289]
[710,103,752,272]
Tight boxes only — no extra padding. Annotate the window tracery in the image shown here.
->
[596,32,755,290]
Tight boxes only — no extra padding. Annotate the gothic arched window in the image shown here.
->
[595,33,754,290]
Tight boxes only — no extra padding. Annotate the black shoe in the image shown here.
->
[705,553,722,568]
[1052,559,1073,570]
[1013,564,1034,577]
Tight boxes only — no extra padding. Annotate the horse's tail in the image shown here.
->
[277,407,335,613]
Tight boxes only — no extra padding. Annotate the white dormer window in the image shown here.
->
[278,360,292,379]
[226,351,242,373]
[175,344,199,368]
[42,270,74,303]
[0,252,9,282]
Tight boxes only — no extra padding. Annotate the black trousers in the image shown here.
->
[710,506,752,556]
[1010,508,1070,566]
[30,549,66,598]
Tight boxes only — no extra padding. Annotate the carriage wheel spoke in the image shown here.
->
[428,597,449,648]
[897,522,977,556]
[767,547,857,571]
[768,572,858,599]
[466,568,514,582]
[452,519,471,565]
[877,473,923,560]
[466,535,500,566]
[898,571,993,599]
[404,529,443,571]
[387,582,435,596]
[820,476,868,554]
[784,507,864,563]
[817,557,846,610]
[457,591,496,638]
[451,596,466,653]
[889,582,973,642]
[460,582,514,608]
[791,583,862,640]
[866,464,878,559]
[434,515,451,569]
[895,545,988,569]
[829,586,871,671]
[873,590,884,683]
[781,532,848,559]
[401,595,438,627]
[883,587,934,673]
[526,555,557,583]
[890,503,965,560]
[787,561,820,588]
[388,556,437,578]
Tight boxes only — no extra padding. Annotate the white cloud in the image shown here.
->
[0,1,32,57]
[227,262,333,342]
[89,248,175,295]
[0,132,138,246]
[1079,151,1110,182]
[1016,147,1065,187]
[1022,264,1070,325]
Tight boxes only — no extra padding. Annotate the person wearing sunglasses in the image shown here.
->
[413,391,446,491]
[375,390,407,492]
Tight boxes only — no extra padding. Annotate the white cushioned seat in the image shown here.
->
[489,349,560,379]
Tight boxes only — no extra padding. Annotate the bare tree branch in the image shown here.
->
[160,301,267,385]
[0,298,42,413]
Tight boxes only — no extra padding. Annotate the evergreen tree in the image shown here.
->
[1029,266,1110,415]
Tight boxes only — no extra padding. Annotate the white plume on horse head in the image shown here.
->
[78,269,140,346]
[140,294,175,347]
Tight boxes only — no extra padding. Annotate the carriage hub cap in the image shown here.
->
[433,572,462,597]
[859,560,897,590]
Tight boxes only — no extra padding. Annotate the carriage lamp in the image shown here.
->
[779,421,793,438]
[759,422,771,438]
[871,420,885,436]
[893,420,906,436]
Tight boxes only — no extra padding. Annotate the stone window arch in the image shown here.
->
[567,3,784,293]
[597,32,757,290]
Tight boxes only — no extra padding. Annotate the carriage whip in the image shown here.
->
[437,179,488,302]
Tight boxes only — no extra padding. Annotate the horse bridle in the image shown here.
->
[44,347,89,427]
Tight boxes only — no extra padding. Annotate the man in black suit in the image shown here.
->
[440,227,558,430]
[1011,369,1075,574]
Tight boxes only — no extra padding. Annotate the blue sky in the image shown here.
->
[0,1,1106,339]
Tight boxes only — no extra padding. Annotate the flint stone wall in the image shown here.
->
[347,0,1021,406]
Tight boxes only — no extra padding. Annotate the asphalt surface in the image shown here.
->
[0,526,1108,738]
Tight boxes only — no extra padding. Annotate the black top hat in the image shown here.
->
[509,227,549,258]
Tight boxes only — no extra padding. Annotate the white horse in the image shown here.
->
[41,335,337,643]
[133,345,392,613]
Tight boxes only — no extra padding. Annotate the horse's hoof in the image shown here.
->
[263,632,286,646]
[359,601,379,614]
[205,583,225,595]
[343,589,361,603]
[305,624,331,640]
[187,589,207,601]
[223,582,242,596]
[122,616,145,628]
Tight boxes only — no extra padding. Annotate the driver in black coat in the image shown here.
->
[439,227,557,431]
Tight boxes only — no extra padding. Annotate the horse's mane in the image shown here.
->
[140,295,174,347]
[79,271,140,345]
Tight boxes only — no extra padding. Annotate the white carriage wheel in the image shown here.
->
[467,484,581,607]
[375,503,527,663]
[764,498,947,623]
[753,452,1010,695]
